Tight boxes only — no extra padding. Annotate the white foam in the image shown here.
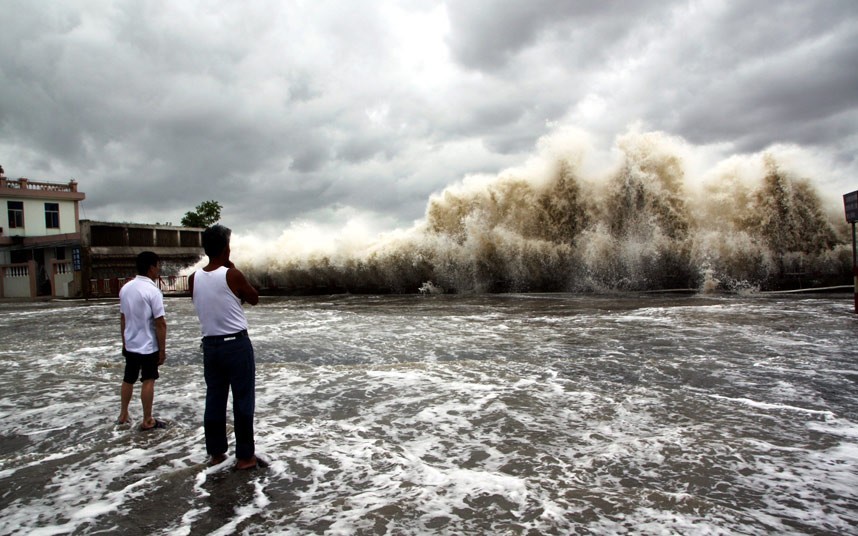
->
[708,394,835,417]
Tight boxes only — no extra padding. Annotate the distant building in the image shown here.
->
[79,220,204,298]
[1,171,204,299]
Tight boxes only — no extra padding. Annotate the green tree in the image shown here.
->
[181,200,222,227]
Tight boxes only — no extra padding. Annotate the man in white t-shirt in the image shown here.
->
[118,251,167,431]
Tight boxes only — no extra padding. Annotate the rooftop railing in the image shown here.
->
[0,177,79,192]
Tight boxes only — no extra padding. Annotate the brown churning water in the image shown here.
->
[235,129,850,294]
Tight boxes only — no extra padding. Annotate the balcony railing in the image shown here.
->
[0,177,79,192]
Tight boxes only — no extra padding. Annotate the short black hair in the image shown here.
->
[136,251,159,275]
[202,224,232,258]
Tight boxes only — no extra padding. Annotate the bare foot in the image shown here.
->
[208,454,227,466]
[234,456,258,470]
[139,419,166,431]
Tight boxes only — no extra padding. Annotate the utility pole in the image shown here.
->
[844,190,858,313]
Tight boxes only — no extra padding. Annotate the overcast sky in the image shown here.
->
[1,0,856,238]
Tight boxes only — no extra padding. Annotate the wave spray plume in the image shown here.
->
[232,128,850,294]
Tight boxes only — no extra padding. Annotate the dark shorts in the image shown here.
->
[122,349,160,384]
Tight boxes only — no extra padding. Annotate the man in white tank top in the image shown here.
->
[189,224,260,470]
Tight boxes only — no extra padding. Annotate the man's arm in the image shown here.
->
[120,313,126,352]
[226,266,259,305]
[188,272,195,300]
[154,316,167,365]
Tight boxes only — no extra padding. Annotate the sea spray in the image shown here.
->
[228,128,849,294]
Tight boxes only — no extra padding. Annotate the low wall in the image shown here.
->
[89,275,190,297]
[1,261,36,298]
[51,260,75,298]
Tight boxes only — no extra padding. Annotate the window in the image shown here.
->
[8,201,23,228]
[45,203,59,229]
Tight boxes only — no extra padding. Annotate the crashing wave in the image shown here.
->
[232,128,851,294]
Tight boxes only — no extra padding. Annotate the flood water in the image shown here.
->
[1,293,857,535]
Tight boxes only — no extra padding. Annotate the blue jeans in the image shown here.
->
[202,336,255,460]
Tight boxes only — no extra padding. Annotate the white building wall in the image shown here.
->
[59,201,76,232]
[5,198,77,237]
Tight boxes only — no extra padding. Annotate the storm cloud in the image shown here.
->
[1,0,856,237]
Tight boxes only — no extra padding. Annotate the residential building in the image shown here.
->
[0,171,85,298]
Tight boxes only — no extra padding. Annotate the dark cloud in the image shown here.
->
[642,1,858,152]
[1,0,856,236]
[444,0,664,72]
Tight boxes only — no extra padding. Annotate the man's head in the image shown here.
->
[136,251,160,276]
[202,224,232,259]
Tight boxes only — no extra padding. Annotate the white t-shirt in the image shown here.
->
[119,275,166,354]
[192,266,249,337]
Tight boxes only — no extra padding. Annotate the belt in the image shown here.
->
[202,330,249,342]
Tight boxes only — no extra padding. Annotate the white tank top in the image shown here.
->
[192,266,249,337]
